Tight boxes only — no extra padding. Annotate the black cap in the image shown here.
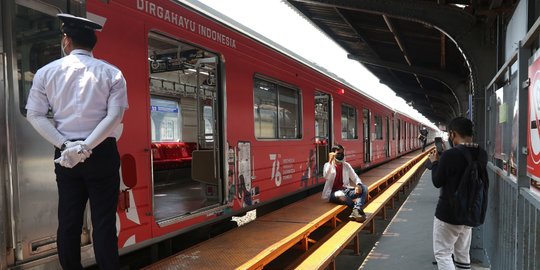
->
[57,13,102,31]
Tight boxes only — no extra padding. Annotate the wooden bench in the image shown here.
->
[143,151,429,270]
[365,146,434,202]
[293,154,429,270]
[143,194,348,270]
[293,221,364,270]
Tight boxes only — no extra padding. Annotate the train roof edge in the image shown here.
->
[178,0,436,129]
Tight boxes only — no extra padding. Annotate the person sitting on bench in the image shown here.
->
[322,145,368,222]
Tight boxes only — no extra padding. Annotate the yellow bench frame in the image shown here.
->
[143,150,431,270]
[293,154,429,270]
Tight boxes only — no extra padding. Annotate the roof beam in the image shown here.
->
[489,0,504,9]
[409,101,452,118]
[348,54,463,89]
[335,7,412,87]
[440,33,446,69]
[333,7,380,58]
[290,0,476,39]
[311,16,390,33]
[362,38,399,46]
[447,1,469,5]
[289,0,484,120]
[383,15,412,66]
[382,81,458,116]
[400,31,441,41]
[348,54,463,111]
[381,80,454,101]
[382,15,426,91]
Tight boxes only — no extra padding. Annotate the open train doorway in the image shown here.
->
[147,33,221,222]
[397,120,402,154]
[363,108,371,163]
[385,117,390,157]
[314,91,331,177]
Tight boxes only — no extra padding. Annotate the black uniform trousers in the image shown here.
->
[54,138,120,270]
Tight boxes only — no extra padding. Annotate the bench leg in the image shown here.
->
[331,216,337,228]
[329,260,336,270]
[300,237,317,251]
[370,219,376,234]
[353,234,360,255]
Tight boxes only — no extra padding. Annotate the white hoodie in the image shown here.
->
[321,161,362,200]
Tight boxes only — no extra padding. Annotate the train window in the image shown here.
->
[203,105,214,142]
[150,98,181,141]
[341,104,357,139]
[314,91,330,140]
[374,115,383,140]
[253,77,301,139]
[15,3,61,115]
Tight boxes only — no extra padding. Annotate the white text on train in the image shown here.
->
[136,0,237,49]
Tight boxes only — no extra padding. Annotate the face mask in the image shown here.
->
[335,152,345,162]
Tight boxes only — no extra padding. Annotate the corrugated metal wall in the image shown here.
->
[518,189,540,270]
[483,166,540,270]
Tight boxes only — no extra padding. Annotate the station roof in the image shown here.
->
[286,0,518,126]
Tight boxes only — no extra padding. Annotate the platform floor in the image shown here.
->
[357,170,489,270]
[143,150,427,270]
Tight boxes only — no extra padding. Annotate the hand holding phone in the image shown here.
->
[328,152,336,163]
[436,142,444,154]
[434,137,444,154]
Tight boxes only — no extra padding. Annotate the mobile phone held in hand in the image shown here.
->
[434,137,444,154]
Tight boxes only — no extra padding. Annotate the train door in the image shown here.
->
[408,123,412,150]
[392,117,396,156]
[404,121,408,151]
[4,0,88,265]
[363,108,371,163]
[410,123,413,150]
[405,122,409,150]
[416,126,420,148]
[397,119,402,153]
[385,116,390,157]
[147,32,222,222]
[314,91,331,177]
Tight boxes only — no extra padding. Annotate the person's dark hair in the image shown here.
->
[448,117,473,137]
[62,27,97,50]
[331,144,344,152]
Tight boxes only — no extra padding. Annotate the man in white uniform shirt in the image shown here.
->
[25,14,128,270]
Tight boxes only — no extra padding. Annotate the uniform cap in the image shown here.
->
[57,13,102,31]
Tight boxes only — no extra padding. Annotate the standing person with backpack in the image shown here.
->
[426,117,489,270]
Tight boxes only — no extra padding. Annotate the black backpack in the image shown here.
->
[449,145,489,227]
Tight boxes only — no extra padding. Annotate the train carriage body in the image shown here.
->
[0,0,435,268]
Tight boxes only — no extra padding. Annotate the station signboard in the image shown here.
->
[527,56,540,182]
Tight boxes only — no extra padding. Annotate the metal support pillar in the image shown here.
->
[515,41,531,270]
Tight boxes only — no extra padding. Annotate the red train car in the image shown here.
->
[87,0,435,249]
[0,0,436,268]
